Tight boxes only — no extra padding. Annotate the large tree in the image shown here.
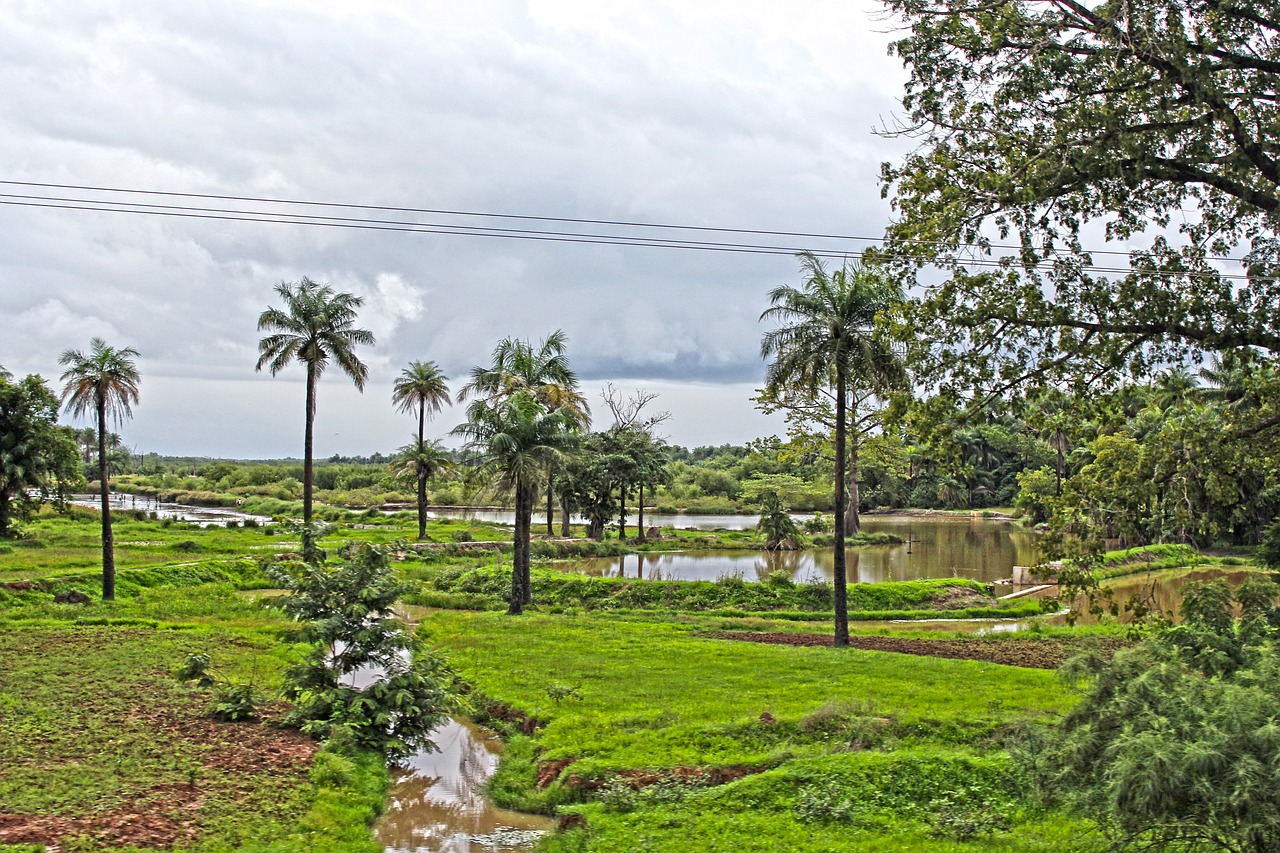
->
[880,0,1280,397]
[59,338,141,600]
[392,360,452,539]
[453,391,578,614]
[761,252,905,647]
[0,372,80,538]
[256,278,374,561]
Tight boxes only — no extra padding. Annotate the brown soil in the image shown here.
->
[0,702,316,850]
[707,631,1128,669]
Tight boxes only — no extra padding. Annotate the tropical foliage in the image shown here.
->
[391,360,452,539]
[0,372,80,538]
[761,252,905,646]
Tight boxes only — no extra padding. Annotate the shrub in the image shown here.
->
[1030,578,1280,851]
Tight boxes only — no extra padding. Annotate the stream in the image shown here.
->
[376,719,552,853]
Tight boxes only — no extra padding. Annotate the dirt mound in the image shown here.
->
[707,631,1126,669]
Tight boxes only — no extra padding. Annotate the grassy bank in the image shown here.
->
[418,610,1098,851]
[409,564,1040,621]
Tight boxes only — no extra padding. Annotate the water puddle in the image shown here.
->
[377,719,553,853]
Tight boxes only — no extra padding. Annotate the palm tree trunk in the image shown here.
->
[417,402,427,540]
[637,483,646,541]
[832,365,849,648]
[522,483,535,604]
[546,477,554,536]
[844,432,861,535]
[98,395,115,601]
[560,492,572,537]
[302,361,317,562]
[509,483,526,615]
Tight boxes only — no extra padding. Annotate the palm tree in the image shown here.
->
[757,491,802,551]
[256,277,374,561]
[460,330,589,534]
[760,252,904,647]
[453,391,578,614]
[392,439,456,538]
[392,361,452,539]
[59,338,141,601]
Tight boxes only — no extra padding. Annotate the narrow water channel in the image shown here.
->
[376,719,552,853]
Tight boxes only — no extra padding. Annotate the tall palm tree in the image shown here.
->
[760,252,904,647]
[59,337,141,601]
[392,360,452,539]
[460,330,589,534]
[453,391,578,614]
[256,277,374,561]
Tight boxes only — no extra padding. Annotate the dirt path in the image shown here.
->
[706,631,1126,669]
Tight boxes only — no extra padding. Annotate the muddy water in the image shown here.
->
[566,517,1040,584]
[68,492,272,526]
[1078,567,1255,624]
[377,719,552,853]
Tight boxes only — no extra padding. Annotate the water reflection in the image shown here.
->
[377,719,552,853]
[571,518,1039,584]
[67,492,272,527]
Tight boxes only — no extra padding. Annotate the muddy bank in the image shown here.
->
[707,631,1129,669]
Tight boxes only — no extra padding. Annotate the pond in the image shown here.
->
[564,516,1041,584]
[67,492,272,527]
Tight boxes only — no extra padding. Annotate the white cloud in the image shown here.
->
[0,0,908,454]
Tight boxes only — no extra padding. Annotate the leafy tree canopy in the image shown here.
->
[0,373,80,537]
[880,0,1280,393]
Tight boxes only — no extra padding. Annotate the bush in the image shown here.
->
[268,539,462,760]
[1030,578,1280,851]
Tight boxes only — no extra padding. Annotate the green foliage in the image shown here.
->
[1032,579,1280,851]
[0,372,81,538]
[419,564,1005,619]
[177,653,261,721]
[882,0,1280,384]
[755,491,802,551]
[267,541,459,759]
[1013,467,1057,525]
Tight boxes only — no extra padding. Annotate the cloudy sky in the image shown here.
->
[1,0,912,458]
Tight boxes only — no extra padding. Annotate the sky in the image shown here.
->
[1,0,913,458]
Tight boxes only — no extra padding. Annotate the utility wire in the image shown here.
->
[1,178,1252,264]
[0,180,1260,280]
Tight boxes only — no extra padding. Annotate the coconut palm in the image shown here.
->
[460,330,589,534]
[453,391,578,614]
[256,277,374,561]
[59,337,141,601]
[760,252,904,647]
[392,361,452,539]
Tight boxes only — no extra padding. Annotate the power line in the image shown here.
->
[0,180,1261,281]
[0,178,1251,264]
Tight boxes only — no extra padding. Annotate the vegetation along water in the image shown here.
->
[6,3,1280,850]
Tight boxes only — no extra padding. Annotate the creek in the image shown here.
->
[376,719,552,853]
